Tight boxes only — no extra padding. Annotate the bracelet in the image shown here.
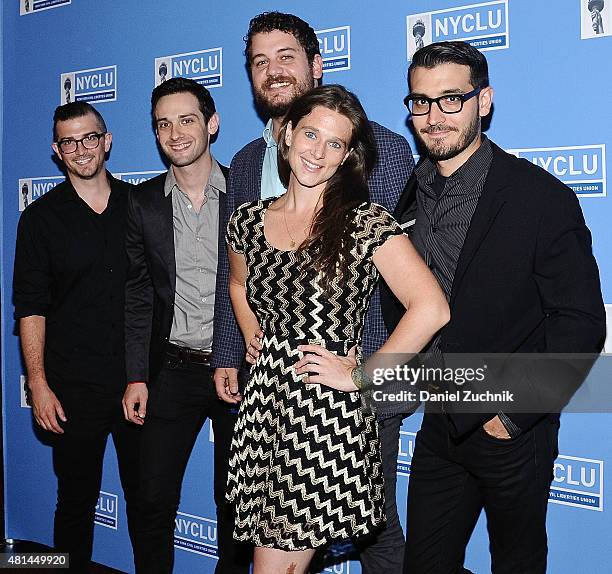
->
[350,364,373,391]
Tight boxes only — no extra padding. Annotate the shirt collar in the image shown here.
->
[454,134,493,191]
[208,157,226,195]
[164,156,225,197]
[58,170,122,204]
[415,134,493,195]
[262,118,277,148]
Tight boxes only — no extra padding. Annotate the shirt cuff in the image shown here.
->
[497,410,521,438]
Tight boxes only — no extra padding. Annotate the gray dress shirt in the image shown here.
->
[165,158,225,351]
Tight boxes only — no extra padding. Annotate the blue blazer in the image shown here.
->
[211,121,414,369]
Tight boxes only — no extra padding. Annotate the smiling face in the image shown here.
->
[154,91,219,168]
[410,62,492,172]
[52,113,111,181]
[284,105,353,194]
[250,30,323,119]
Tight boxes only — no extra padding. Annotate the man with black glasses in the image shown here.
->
[14,102,141,574]
[383,41,605,573]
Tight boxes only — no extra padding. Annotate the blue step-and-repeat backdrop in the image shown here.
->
[2,1,611,572]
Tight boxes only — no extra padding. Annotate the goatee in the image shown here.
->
[417,113,480,162]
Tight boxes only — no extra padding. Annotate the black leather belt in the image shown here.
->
[166,343,212,366]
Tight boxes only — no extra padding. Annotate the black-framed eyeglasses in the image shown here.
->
[56,132,107,154]
[403,87,482,116]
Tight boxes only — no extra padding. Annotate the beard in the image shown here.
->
[253,72,314,119]
[416,112,481,162]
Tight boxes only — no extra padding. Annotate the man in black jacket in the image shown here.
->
[383,41,605,573]
[14,102,140,573]
[122,78,248,574]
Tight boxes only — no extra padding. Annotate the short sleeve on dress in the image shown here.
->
[226,204,247,255]
[354,203,404,260]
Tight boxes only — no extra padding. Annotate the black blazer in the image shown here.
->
[382,142,606,436]
[125,164,229,383]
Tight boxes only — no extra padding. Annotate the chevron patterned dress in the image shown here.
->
[225,198,403,550]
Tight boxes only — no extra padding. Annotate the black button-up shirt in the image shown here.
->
[411,136,493,300]
[13,172,132,392]
[409,137,493,364]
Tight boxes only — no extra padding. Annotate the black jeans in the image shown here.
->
[404,414,559,574]
[135,355,250,574]
[50,385,141,574]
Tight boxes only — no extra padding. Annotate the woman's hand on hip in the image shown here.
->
[293,344,358,392]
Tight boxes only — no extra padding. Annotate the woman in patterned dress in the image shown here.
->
[222,85,449,574]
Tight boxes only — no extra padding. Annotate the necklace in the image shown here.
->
[282,193,322,249]
[282,198,297,249]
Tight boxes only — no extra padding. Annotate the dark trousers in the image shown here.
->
[359,415,405,574]
[404,414,559,574]
[50,386,141,574]
[135,355,250,574]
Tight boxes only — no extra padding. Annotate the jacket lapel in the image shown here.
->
[394,174,418,224]
[156,187,176,290]
[217,169,228,275]
[253,140,266,200]
[450,145,509,306]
